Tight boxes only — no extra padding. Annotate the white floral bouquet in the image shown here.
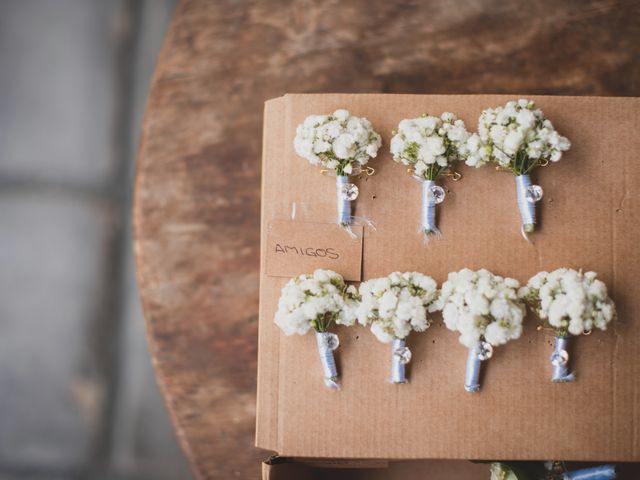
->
[432,268,525,392]
[390,113,470,236]
[356,272,438,383]
[275,269,358,389]
[519,268,616,382]
[294,109,382,229]
[466,99,571,235]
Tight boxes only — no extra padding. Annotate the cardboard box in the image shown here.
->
[261,459,640,479]
[261,458,488,479]
[256,94,640,466]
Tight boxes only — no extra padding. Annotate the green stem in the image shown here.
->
[493,145,534,176]
[315,311,336,333]
[425,164,444,181]
[523,158,541,175]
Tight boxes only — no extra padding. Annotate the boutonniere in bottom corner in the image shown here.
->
[356,272,438,384]
[390,113,469,238]
[293,109,382,235]
[274,269,358,389]
[489,461,616,480]
[466,99,571,239]
[433,268,525,392]
[519,268,616,383]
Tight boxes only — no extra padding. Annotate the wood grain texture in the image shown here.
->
[133,0,640,478]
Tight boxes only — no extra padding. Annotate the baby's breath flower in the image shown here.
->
[356,272,438,342]
[519,268,616,337]
[274,269,358,336]
[390,113,472,180]
[433,268,525,347]
[294,110,382,176]
[466,99,571,174]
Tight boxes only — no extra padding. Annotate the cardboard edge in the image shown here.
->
[264,94,287,106]
[262,457,308,480]
[262,457,390,480]
[281,92,640,102]
[255,96,286,451]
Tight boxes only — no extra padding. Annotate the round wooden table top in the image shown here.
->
[133,1,639,478]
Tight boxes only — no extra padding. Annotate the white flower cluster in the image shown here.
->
[274,269,358,336]
[433,269,525,348]
[293,109,382,176]
[390,112,471,179]
[465,99,571,171]
[518,268,616,336]
[356,272,438,343]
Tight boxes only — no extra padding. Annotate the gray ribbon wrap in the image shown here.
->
[551,336,575,382]
[391,338,410,384]
[562,464,616,480]
[464,342,482,392]
[421,179,438,234]
[336,175,351,226]
[315,331,340,389]
[516,174,536,229]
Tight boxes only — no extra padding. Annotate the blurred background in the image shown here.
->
[0,1,194,478]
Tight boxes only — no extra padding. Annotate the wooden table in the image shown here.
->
[133,1,640,478]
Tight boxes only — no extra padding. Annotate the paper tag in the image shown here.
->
[265,220,363,281]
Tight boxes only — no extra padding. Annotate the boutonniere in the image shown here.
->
[274,269,358,389]
[466,99,571,238]
[294,109,382,233]
[489,461,616,480]
[433,269,525,392]
[519,268,616,382]
[390,113,469,237]
[356,272,438,383]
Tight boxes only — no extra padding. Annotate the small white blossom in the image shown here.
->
[274,269,358,336]
[432,268,525,348]
[390,113,472,180]
[519,268,616,336]
[294,110,382,176]
[466,99,571,172]
[356,272,438,342]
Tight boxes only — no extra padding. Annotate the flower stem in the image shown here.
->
[314,311,336,333]
[425,164,444,181]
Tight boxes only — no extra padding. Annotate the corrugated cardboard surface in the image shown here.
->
[256,94,640,461]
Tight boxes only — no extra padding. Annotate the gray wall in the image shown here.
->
[0,1,193,478]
